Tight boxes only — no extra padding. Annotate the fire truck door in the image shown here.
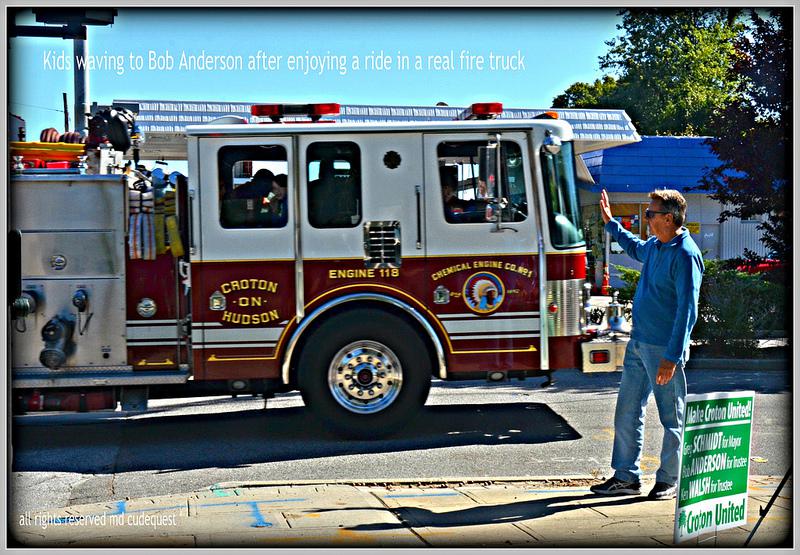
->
[423,133,542,359]
[192,136,295,380]
[298,134,425,303]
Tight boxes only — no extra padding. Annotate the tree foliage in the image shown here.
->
[552,76,618,109]
[698,10,791,261]
[553,9,791,262]
[553,9,743,136]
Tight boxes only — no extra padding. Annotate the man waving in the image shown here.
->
[590,189,704,500]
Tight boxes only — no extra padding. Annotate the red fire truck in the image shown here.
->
[9,102,623,437]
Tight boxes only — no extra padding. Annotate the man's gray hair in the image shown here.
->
[649,189,687,227]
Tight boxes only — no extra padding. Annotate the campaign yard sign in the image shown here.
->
[674,391,755,544]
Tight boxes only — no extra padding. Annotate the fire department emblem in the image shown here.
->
[462,272,505,314]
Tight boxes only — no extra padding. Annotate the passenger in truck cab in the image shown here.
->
[233,168,273,200]
[440,165,467,223]
[268,173,288,226]
[223,169,288,228]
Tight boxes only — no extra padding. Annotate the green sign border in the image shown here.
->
[674,391,755,544]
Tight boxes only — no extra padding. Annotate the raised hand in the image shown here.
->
[599,189,613,224]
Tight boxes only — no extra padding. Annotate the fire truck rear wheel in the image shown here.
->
[298,308,432,439]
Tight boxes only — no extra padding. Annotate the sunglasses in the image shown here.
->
[645,209,670,220]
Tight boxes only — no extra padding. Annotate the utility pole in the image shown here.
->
[62,92,69,133]
[10,8,117,136]
[72,38,88,134]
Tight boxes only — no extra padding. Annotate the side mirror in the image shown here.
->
[478,144,499,200]
[543,130,562,155]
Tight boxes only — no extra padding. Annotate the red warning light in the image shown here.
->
[250,103,341,122]
[250,104,282,118]
[308,103,341,116]
[590,350,611,364]
[471,102,503,117]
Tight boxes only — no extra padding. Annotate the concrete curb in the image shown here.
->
[209,475,601,490]
[686,358,788,371]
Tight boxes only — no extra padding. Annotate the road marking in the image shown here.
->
[247,502,272,528]
[196,498,307,508]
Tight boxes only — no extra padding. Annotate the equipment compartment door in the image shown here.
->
[423,132,541,373]
[192,136,296,380]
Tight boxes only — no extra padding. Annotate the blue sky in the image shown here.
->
[10,8,622,135]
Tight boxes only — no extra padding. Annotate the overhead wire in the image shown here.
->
[10,101,65,113]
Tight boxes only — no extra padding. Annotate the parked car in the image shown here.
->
[736,252,784,274]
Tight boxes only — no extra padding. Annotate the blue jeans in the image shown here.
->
[611,339,687,485]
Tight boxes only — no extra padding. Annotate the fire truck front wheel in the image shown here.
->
[297,309,432,439]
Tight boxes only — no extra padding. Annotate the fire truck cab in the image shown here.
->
[10,103,624,438]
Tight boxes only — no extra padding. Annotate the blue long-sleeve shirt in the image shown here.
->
[605,219,704,364]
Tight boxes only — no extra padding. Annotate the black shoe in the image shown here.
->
[648,482,676,500]
[590,476,641,496]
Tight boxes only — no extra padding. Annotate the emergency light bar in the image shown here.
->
[534,111,559,119]
[458,102,504,120]
[472,102,503,117]
[250,103,341,122]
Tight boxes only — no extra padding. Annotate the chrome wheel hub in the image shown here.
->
[328,340,403,414]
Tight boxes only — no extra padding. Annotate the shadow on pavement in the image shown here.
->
[528,368,791,396]
[339,492,648,530]
[306,492,669,549]
[12,402,580,474]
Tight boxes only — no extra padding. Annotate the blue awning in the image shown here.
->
[580,136,727,194]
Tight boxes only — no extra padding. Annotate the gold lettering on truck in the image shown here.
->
[328,268,376,279]
[215,278,281,326]
[326,268,399,279]
[430,261,533,280]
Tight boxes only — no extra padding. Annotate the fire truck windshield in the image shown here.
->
[541,141,584,248]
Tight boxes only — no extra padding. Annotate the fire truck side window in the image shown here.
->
[540,141,584,248]
[218,145,289,229]
[437,141,527,224]
[307,142,362,228]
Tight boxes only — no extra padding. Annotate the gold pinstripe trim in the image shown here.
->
[204,257,562,361]
[449,345,537,354]
[304,283,536,355]
[194,258,295,263]
[205,319,297,363]
[206,282,540,361]
[303,256,428,261]
[207,354,273,362]
[194,252,582,264]
[425,252,538,258]
[302,256,367,261]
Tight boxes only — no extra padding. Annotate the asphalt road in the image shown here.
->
[10,367,791,516]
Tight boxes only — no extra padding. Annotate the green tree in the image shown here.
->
[698,10,791,261]
[552,76,618,109]
[553,9,743,136]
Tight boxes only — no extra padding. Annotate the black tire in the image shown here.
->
[298,308,432,439]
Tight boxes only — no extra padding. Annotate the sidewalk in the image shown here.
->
[11,475,791,548]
